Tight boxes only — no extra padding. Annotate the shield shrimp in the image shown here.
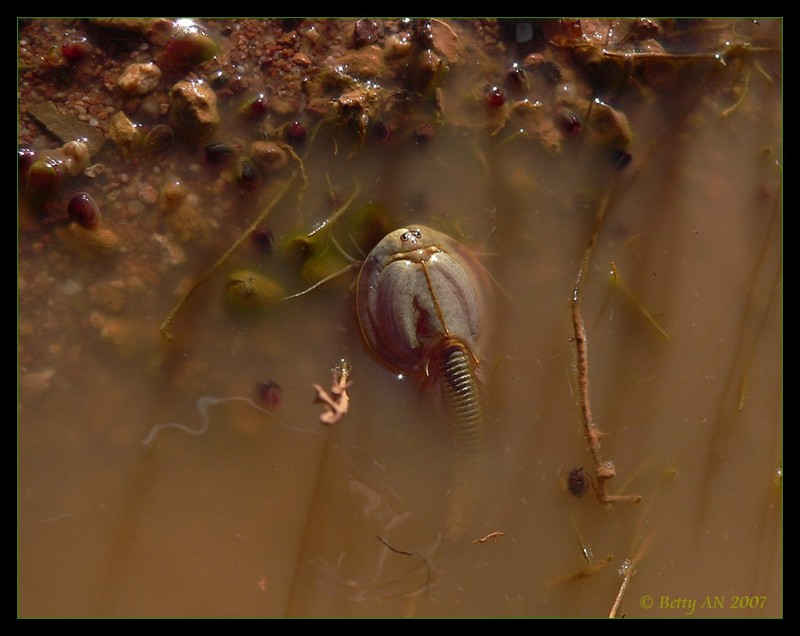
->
[356,225,493,538]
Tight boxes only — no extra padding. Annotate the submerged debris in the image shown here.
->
[27,101,104,156]
[312,359,352,425]
[168,78,219,141]
[117,62,162,95]
[567,466,589,497]
[106,111,140,155]
[472,531,505,544]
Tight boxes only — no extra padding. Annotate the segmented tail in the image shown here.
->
[435,340,484,539]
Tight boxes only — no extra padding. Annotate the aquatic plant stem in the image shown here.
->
[609,261,671,341]
[608,564,633,618]
[307,181,361,238]
[571,177,641,505]
[697,156,782,522]
[159,175,296,340]
[284,427,334,616]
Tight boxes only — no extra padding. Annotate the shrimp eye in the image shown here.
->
[400,228,424,245]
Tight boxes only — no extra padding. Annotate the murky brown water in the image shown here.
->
[19,19,781,617]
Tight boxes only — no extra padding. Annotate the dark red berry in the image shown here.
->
[61,38,91,63]
[240,93,268,118]
[251,227,274,254]
[485,85,505,108]
[256,380,282,409]
[284,121,307,145]
[68,192,101,229]
[556,106,582,136]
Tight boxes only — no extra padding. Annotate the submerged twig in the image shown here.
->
[720,64,752,118]
[550,555,614,587]
[307,181,362,238]
[571,514,594,563]
[571,177,642,505]
[285,356,348,615]
[609,261,671,341]
[548,516,611,587]
[472,530,505,544]
[609,525,658,618]
[282,143,308,197]
[698,154,782,522]
[159,175,297,340]
[608,469,662,617]
[608,559,634,618]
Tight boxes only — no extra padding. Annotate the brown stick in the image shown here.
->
[571,177,641,505]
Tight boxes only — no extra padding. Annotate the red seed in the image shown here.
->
[240,92,268,118]
[250,227,274,254]
[284,120,307,145]
[556,106,582,136]
[485,85,505,108]
[61,38,91,63]
[68,192,101,229]
[256,380,282,409]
